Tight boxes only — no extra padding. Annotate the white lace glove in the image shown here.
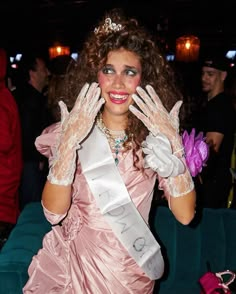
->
[129,85,194,198]
[130,85,183,153]
[48,82,105,185]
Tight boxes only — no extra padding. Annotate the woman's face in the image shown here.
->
[97,48,142,117]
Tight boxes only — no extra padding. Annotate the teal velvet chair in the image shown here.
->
[0,202,236,294]
[0,203,51,294]
[153,207,236,293]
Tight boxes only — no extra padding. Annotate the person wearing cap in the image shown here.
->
[196,55,236,208]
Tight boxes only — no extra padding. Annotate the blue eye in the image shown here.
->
[102,67,114,74]
[125,69,137,76]
[101,66,139,77]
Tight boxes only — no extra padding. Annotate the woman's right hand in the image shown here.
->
[59,82,105,149]
[47,82,105,186]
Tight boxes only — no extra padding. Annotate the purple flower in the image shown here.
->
[182,128,209,177]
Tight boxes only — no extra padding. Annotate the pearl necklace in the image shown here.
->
[96,113,128,165]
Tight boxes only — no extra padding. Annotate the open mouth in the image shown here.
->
[109,93,129,103]
[110,93,129,100]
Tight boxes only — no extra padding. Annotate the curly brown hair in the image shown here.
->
[62,8,184,167]
[47,55,77,122]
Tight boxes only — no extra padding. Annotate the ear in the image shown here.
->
[221,71,227,82]
[29,69,38,83]
[29,69,34,78]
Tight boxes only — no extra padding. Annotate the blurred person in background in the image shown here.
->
[13,51,52,210]
[225,67,236,208]
[0,48,22,248]
[195,54,236,208]
[47,54,76,122]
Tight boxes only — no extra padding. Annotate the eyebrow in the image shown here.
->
[125,65,139,71]
[202,68,217,74]
[105,64,138,69]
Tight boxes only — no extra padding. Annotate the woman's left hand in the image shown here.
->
[129,85,183,152]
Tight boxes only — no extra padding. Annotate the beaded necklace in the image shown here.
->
[96,113,128,165]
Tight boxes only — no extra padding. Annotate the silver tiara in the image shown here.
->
[94,18,123,35]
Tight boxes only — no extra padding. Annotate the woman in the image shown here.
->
[23,8,196,294]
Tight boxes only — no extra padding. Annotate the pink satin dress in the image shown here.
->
[23,123,157,294]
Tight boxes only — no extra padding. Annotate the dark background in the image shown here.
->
[1,0,236,57]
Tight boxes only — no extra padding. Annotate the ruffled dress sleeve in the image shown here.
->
[35,122,67,224]
[35,122,61,167]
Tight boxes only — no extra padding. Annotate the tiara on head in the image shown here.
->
[94,18,123,35]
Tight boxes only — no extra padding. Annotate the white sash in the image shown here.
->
[78,126,164,280]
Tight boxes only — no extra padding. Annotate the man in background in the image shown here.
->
[195,54,236,208]
[14,51,52,210]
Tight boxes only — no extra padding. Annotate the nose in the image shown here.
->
[201,73,207,82]
[112,74,125,88]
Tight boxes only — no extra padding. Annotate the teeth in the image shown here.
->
[110,93,128,100]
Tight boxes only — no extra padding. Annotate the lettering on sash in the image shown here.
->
[79,126,165,280]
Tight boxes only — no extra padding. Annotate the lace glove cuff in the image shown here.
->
[158,167,194,198]
[47,142,79,186]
